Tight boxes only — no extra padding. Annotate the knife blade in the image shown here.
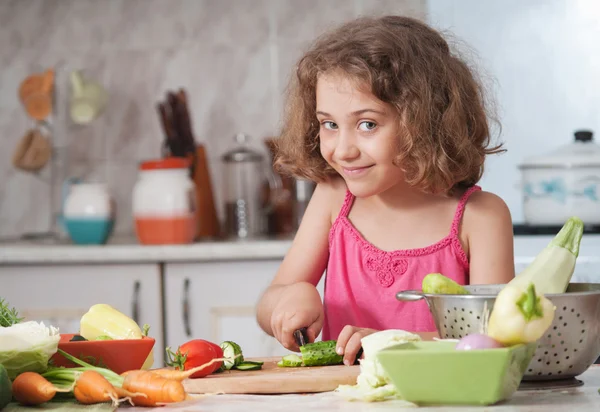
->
[293,328,308,347]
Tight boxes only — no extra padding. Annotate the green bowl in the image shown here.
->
[376,341,537,406]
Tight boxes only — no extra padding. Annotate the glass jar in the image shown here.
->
[132,157,196,244]
[221,133,280,239]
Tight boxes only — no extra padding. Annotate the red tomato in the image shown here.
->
[177,339,221,378]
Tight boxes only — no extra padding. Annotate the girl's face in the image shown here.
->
[316,72,405,198]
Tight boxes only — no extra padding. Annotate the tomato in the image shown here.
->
[168,339,222,378]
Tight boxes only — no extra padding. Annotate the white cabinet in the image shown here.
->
[164,260,326,359]
[1,264,164,368]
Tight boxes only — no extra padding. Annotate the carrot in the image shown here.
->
[12,372,73,406]
[114,386,149,406]
[73,370,122,407]
[150,356,231,381]
[122,370,186,406]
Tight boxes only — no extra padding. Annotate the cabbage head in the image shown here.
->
[0,321,60,379]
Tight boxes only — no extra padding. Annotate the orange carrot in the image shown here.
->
[12,372,72,406]
[122,370,187,406]
[150,356,229,381]
[121,356,230,406]
[73,370,123,406]
[114,386,149,406]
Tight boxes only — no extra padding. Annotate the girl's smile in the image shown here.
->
[340,165,374,178]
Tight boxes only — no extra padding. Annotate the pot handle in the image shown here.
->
[396,290,426,302]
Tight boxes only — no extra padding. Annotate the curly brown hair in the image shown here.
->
[274,15,504,195]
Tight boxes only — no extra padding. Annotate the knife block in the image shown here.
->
[190,144,220,239]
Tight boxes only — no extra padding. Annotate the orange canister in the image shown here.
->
[132,157,197,244]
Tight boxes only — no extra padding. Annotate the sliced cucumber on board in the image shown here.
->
[220,341,244,370]
[277,354,303,367]
[236,362,263,371]
[277,340,344,367]
[300,340,343,366]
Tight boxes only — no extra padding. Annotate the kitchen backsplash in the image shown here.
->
[0,0,425,238]
[2,0,599,239]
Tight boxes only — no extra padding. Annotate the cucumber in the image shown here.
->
[0,364,11,410]
[299,340,343,366]
[220,341,244,370]
[235,362,262,371]
[239,360,263,366]
[277,354,303,367]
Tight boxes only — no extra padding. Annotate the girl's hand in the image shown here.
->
[270,282,324,352]
[336,325,378,366]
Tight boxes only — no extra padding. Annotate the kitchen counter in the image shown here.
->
[0,235,294,265]
[0,233,599,266]
[128,366,600,411]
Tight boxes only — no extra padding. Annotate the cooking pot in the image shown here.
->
[519,130,600,225]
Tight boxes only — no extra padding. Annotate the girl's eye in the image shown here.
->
[359,121,377,132]
[321,121,338,130]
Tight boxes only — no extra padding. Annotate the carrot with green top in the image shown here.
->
[55,349,229,406]
[12,372,73,405]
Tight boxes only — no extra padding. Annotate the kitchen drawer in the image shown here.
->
[164,260,325,358]
[1,264,164,368]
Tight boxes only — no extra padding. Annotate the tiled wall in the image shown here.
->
[0,0,425,239]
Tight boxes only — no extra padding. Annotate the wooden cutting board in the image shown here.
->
[181,357,359,394]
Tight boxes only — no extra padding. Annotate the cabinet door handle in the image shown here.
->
[182,278,192,337]
[132,280,141,325]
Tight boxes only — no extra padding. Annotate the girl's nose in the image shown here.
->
[334,131,360,161]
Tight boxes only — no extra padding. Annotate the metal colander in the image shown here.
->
[396,283,600,381]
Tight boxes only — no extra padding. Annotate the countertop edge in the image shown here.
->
[1,234,600,266]
[0,239,295,265]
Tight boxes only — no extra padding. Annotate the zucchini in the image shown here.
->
[277,354,303,367]
[0,364,11,410]
[235,362,262,371]
[300,340,343,366]
[508,217,584,294]
[220,341,244,370]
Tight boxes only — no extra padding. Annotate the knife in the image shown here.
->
[293,328,308,347]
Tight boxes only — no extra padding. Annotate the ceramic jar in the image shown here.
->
[132,157,197,244]
[62,180,115,244]
[519,130,600,225]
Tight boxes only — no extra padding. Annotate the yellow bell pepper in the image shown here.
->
[487,283,555,346]
[80,303,154,369]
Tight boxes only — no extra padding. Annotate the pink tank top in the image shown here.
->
[321,185,480,341]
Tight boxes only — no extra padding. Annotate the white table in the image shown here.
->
[129,365,600,411]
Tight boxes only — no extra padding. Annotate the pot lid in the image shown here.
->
[520,130,600,168]
[222,133,263,163]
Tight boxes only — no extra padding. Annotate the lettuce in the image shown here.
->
[0,320,60,379]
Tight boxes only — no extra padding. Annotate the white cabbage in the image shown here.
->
[0,321,60,379]
[335,329,421,403]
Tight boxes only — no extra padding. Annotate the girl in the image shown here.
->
[256,15,515,365]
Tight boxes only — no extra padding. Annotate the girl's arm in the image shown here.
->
[256,179,342,348]
[463,191,515,285]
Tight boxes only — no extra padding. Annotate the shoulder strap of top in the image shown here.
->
[339,190,355,218]
[450,185,481,236]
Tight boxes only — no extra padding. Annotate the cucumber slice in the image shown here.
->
[238,360,263,366]
[277,354,303,367]
[235,362,262,371]
[220,340,244,370]
[299,340,343,366]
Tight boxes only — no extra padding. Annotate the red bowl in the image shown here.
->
[51,334,156,374]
